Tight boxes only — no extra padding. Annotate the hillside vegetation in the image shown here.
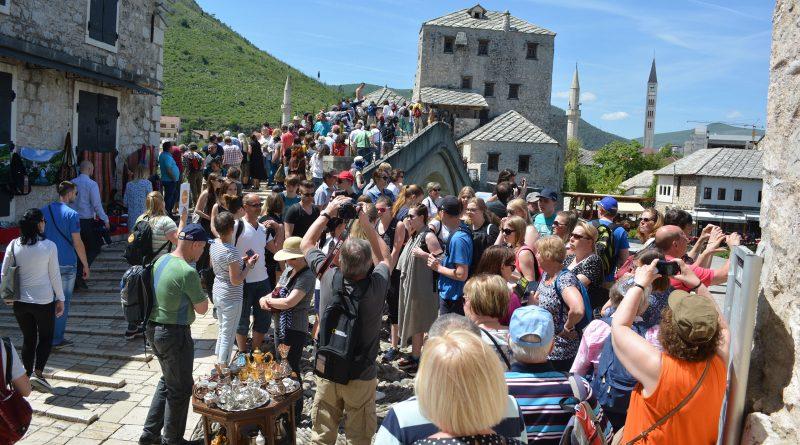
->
[161,0,340,132]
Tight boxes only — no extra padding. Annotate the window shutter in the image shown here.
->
[88,0,105,42]
[102,0,118,45]
[96,93,118,152]
[77,91,99,152]
[0,72,12,145]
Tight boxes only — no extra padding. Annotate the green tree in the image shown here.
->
[563,138,590,192]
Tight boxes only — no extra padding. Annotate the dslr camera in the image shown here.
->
[339,201,359,220]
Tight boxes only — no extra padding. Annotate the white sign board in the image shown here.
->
[178,182,191,216]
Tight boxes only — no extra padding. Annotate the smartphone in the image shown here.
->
[656,260,680,276]
[246,249,255,257]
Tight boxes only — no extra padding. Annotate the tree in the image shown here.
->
[563,138,590,193]
[585,139,667,194]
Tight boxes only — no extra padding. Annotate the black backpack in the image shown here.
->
[120,264,156,328]
[314,270,370,384]
[592,221,619,278]
[124,217,169,266]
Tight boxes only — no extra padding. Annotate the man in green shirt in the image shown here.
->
[141,223,209,445]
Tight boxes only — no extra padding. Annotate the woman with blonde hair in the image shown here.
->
[637,207,663,247]
[135,191,178,261]
[505,197,539,248]
[463,274,512,369]
[496,216,539,301]
[124,163,152,225]
[458,186,475,216]
[415,329,524,444]
[564,220,607,310]
[391,184,423,221]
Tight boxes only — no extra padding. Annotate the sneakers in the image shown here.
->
[138,435,161,445]
[382,347,400,362]
[30,374,53,393]
[52,339,74,350]
[125,326,145,341]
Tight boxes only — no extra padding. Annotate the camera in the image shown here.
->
[656,260,680,277]
[339,202,358,220]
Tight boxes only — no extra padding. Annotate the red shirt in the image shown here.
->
[665,255,715,291]
[170,146,183,174]
[281,133,295,154]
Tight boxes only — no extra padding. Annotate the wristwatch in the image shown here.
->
[633,282,646,291]
[320,213,331,219]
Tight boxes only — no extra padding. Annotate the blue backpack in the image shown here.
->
[555,269,593,331]
[590,317,648,414]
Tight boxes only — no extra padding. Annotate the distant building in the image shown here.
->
[619,170,654,196]
[654,148,762,238]
[682,125,764,155]
[160,116,181,141]
[642,59,658,151]
[363,87,409,107]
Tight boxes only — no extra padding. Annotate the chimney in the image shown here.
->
[503,10,510,31]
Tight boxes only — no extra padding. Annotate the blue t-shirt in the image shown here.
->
[438,224,473,301]
[595,219,630,281]
[41,202,80,267]
[313,120,332,136]
[159,151,180,182]
[533,213,556,236]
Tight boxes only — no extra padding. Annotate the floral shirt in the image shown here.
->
[536,270,582,361]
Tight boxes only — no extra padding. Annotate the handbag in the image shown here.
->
[0,337,32,444]
[1,240,20,305]
[273,163,286,182]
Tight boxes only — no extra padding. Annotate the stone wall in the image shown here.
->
[463,140,564,193]
[742,0,800,442]
[413,24,554,130]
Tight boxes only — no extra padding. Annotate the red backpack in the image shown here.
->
[0,337,32,444]
[559,374,608,445]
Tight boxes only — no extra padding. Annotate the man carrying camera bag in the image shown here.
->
[300,196,390,445]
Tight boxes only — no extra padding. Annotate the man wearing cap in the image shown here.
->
[593,196,630,282]
[140,223,210,445]
[525,191,540,218]
[612,258,728,444]
[427,196,473,316]
[336,170,356,197]
[533,188,558,236]
[655,225,740,292]
[505,305,613,443]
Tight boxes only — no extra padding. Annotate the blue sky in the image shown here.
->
[196,0,772,139]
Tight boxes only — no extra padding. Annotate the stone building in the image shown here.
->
[413,4,555,135]
[363,87,408,107]
[457,110,561,190]
[618,169,654,197]
[0,0,163,221]
[159,115,180,141]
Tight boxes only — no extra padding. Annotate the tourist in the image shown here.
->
[421,182,441,218]
[553,210,578,246]
[335,170,357,198]
[284,180,320,238]
[497,216,538,295]
[505,305,614,443]
[594,196,631,282]
[458,186,476,214]
[391,184,423,221]
[124,163,153,225]
[226,165,242,182]
[302,196,391,445]
[475,245,521,326]
[135,192,179,261]
[427,196,472,316]
[260,192,285,288]
[0,337,31,397]
[314,170,337,209]
[210,191,244,238]
[42,181,89,349]
[533,188,558,237]
[655,225,740,291]
[564,220,606,310]
[310,143,328,188]
[397,203,442,372]
[505,197,539,248]
[464,197,499,267]
[235,194,283,354]
[140,223,208,445]
[378,196,408,362]
[203,143,222,177]
[525,191,540,218]
[612,258,728,443]
[158,141,180,217]
[332,133,347,157]
[387,169,405,197]
[366,169,395,203]
[259,236,314,422]
[637,207,663,249]
[220,136,242,172]
[71,160,109,289]
[412,329,525,444]
[247,133,267,191]
[182,143,204,206]
[2,209,64,393]
[352,121,373,162]
[376,314,528,444]
[193,173,222,235]
[487,181,512,218]
[463,274,513,369]
[350,156,368,194]
[381,118,397,156]
[532,236,585,371]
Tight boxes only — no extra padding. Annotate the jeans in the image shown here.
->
[238,279,271,336]
[13,301,55,375]
[78,219,101,280]
[187,171,204,208]
[438,298,465,316]
[142,324,195,444]
[264,158,273,184]
[52,265,76,345]
[162,181,178,215]
[215,297,243,364]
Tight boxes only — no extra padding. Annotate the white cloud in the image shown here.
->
[555,91,570,99]
[726,110,743,119]
[601,111,630,121]
[581,92,597,102]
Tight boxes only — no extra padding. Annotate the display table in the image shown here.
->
[192,388,302,445]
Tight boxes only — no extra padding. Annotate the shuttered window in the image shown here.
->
[77,90,118,153]
[0,71,14,145]
[88,0,119,47]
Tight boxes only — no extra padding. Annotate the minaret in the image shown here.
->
[566,64,580,141]
[643,59,657,150]
[281,75,292,126]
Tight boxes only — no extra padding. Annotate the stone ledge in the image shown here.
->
[43,370,126,389]
[51,346,152,363]
[30,401,99,425]
[0,322,122,337]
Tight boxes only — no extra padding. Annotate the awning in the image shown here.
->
[693,210,746,222]
[744,212,760,221]
[617,202,645,214]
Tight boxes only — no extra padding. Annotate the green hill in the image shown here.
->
[161,0,340,132]
[333,83,413,100]
[549,105,629,149]
[635,123,765,148]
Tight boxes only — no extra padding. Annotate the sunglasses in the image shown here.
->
[551,221,563,227]
[302,193,314,197]
[640,217,655,223]
[376,207,388,213]
[432,188,441,192]
[247,202,263,207]
[570,232,591,241]
[502,228,515,235]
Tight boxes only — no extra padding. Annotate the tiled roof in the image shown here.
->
[457,110,557,144]
[425,7,555,35]
[418,87,488,108]
[579,148,596,166]
[363,87,409,106]
[654,148,763,179]
[620,170,655,190]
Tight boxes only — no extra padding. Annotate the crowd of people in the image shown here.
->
[0,97,741,445]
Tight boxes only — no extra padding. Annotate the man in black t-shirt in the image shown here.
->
[487,181,513,218]
[284,180,320,239]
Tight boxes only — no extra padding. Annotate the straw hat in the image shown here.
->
[273,237,305,261]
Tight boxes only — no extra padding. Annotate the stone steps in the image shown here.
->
[0,322,124,337]
[30,400,99,425]
[0,307,123,319]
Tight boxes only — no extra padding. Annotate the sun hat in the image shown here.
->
[273,236,305,261]
[667,290,719,344]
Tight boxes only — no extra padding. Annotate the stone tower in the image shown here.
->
[281,75,292,126]
[566,64,580,141]
[643,59,657,150]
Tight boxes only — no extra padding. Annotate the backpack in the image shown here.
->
[0,337,32,445]
[314,269,370,384]
[188,153,202,172]
[590,317,648,415]
[120,264,156,328]
[559,374,608,445]
[592,221,619,278]
[124,217,170,266]
[555,269,593,331]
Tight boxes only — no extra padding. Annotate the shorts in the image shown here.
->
[237,278,272,336]
[438,298,465,316]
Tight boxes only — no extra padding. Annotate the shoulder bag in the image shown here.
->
[0,240,20,305]
[0,337,32,443]
[479,327,512,369]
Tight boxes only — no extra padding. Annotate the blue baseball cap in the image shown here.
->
[178,224,212,243]
[509,306,554,348]
[596,196,619,212]
[539,188,558,202]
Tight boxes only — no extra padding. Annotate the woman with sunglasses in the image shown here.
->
[377,196,408,362]
[475,245,522,326]
[637,208,664,248]
[564,220,606,310]
[552,210,578,246]
[505,198,539,249]
[396,204,443,371]
[496,216,539,300]
[465,197,500,267]
[391,184,424,222]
